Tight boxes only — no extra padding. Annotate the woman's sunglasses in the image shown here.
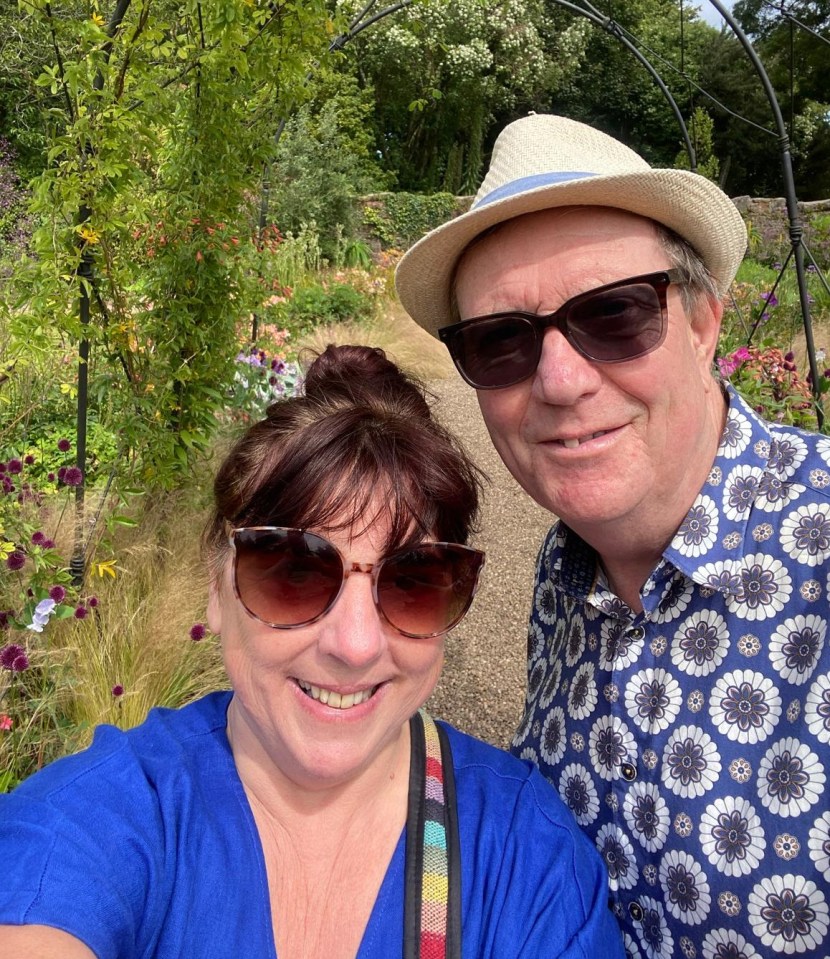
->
[439,270,682,390]
[230,527,485,639]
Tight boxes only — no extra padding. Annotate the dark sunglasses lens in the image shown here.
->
[568,282,665,361]
[451,315,538,389]
[233,529,343,627]
[377,545,482,637]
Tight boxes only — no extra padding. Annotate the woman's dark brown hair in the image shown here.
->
[204,345,482,575]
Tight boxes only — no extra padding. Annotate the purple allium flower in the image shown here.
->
[189,623,206,641]
[49,585,66,603]
[57,438,71,453]
[74,605,88,620]
[31,531,46,546]
[87,596,98,608]
[111,684,124,697]
[7,459,22,475]
[6,550,25,571]
[63,466,83,487]
[42,539,55,549]
[47,472,56,482]
[1,643,27,671]
[23,454,34,466]
[785,351,795,362]
[0,462,7,473]
[57,467,67,482]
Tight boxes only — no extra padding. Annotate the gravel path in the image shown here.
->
[424,375,555,748]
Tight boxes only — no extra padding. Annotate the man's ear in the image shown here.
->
[690,293,724,369]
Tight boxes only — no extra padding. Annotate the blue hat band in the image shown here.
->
[474,171,598,209]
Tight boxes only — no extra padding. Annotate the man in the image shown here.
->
[396,114,830,959]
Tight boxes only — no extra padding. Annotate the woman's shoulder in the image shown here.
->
[12,690,233,803]
[438,720,578,832]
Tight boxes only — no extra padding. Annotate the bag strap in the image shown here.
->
[403,710,462,959]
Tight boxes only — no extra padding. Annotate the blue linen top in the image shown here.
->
[514,385,830,958]
[0,690,623,959]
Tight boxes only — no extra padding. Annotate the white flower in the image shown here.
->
[709,669,781,744]
[26,597,56,633]
[558,763,599,826]
[624,667,682,734]
[539,706,566,767]
[805,672,830,744]
[623,782,669,852]
[781,504,830,567]
[699,795,766,877]
[722,464,763,521]
[767,432,809,478]
[600,619,643,671]
[769,614,826,685]
[720,407,752,459]
[757,737,825,817]
[725,553,792,622]
[673,495,718,557]
[748,874,829,953]
[563,617,586,667]
[534,577,557,624]
[632,895,674,959]
[661,725,721,798]
[595,823,638,891]
[589,714,636,782]
[567,661,597,721]
[808,811,830,881]
[659,849,711,925]
[671,610,730,677]
[701,928,760,959]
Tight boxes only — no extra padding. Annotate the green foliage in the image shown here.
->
[268,70,389,260]
[345,0,590,192]
[674,107,721,181]
[362,192,460,249]
[281,279,374,336]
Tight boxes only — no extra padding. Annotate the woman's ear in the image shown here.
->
[206,566,225,636]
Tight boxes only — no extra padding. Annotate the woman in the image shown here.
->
[0,345,622,959]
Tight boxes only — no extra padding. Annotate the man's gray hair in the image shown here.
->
[654,223,720,314]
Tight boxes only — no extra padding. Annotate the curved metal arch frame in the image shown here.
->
[549,0,824,426]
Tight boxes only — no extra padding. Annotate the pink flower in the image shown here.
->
[111,684,124,697]
[189,623,206,642]
[0,714,12,731]
[733,346,752,362]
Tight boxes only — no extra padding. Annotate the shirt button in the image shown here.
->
[629,901,644,922]
[626,625,645,641]
[621,762,638,782]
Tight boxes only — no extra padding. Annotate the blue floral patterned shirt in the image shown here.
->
[512,385,830,959]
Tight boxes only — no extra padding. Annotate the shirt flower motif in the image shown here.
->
[624,667,682,735]
[768,614,826,685]
[558,763,599,826]
[662,726,721,799]
[659,849,711,925]
[756,736,825,817]
[708,669,781,744]
[699,795,765,878]
[624,783,670,853]
[747,874,829,954]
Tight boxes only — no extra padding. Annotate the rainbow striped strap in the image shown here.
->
[403,710,462,959]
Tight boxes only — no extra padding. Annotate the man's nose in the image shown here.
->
[531,326,604,405]
[316,570,387,667]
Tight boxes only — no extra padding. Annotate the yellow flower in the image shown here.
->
[92,12,105,26]
[78,224,100,245]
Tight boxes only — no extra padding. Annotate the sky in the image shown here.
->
[695,1,737,27]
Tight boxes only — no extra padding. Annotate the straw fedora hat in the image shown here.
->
[395,113,747,338]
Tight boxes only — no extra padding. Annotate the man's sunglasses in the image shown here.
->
[439,270,682,390]
[230,527,485,639]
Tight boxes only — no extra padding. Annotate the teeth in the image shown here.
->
[297,681,375,709]
[560,430,607,448]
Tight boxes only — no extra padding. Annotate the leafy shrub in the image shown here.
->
[281,280,375,337]
[361,192,461,249]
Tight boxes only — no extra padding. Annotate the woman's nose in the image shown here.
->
[316,569,387,667]
[531,327,604,405]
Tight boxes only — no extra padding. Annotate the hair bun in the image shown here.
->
[302,344,429,416]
